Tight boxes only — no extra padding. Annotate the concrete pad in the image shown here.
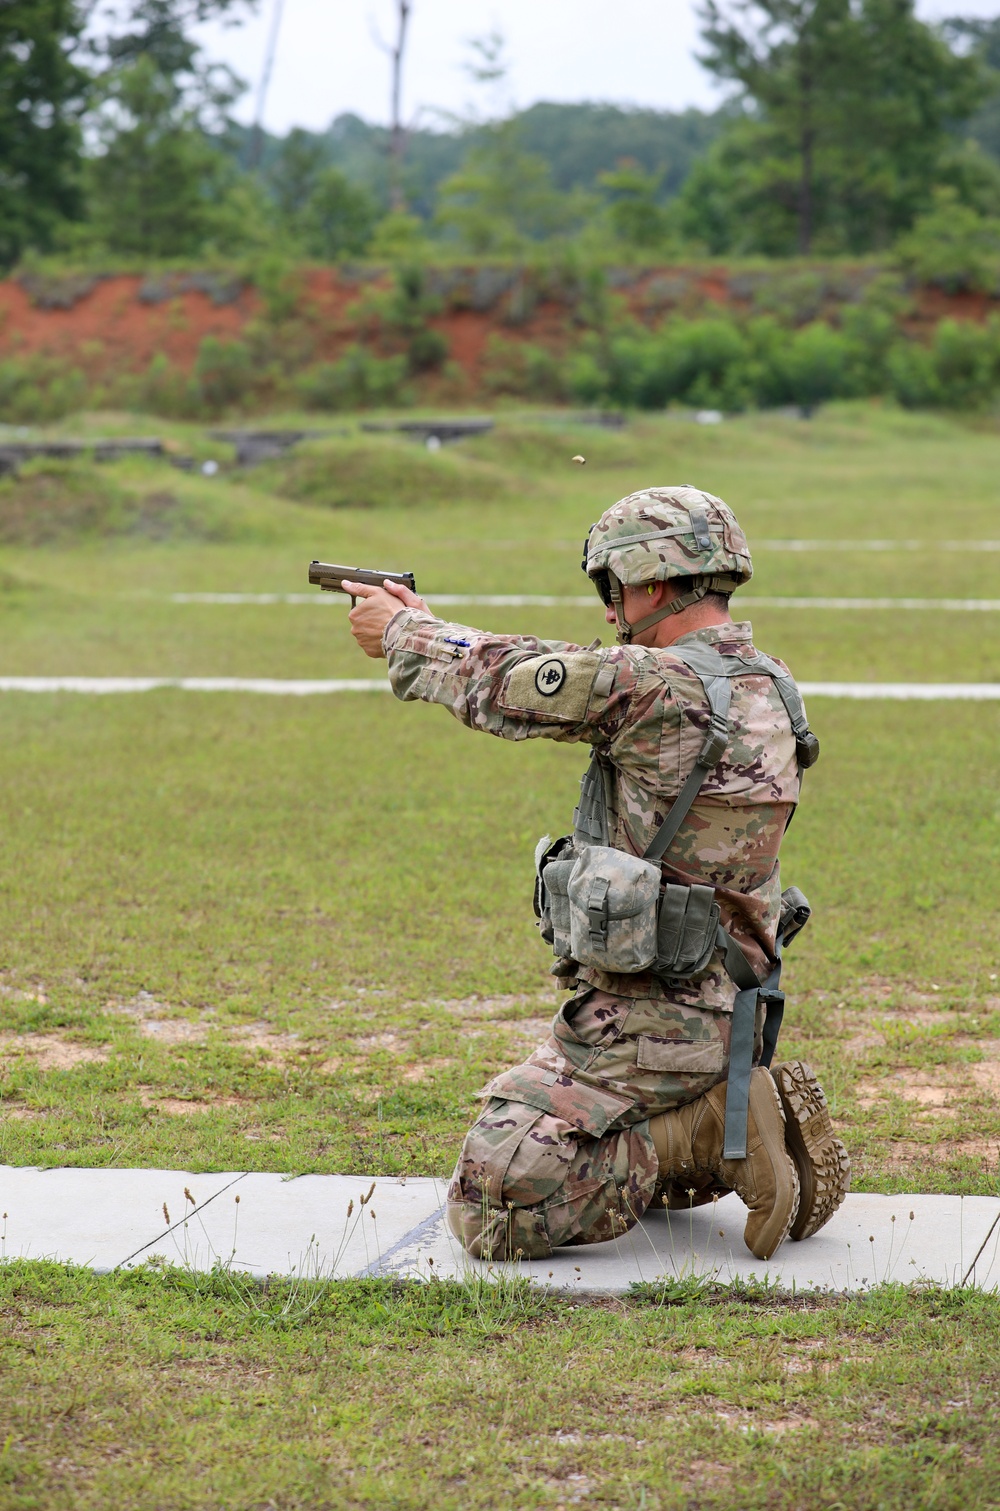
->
[130,1173,450,1279]
[0,1166,244,1270]
[364,1190,1000,1294]
[2,1165,998,1293]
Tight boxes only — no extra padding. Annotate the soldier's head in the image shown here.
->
[582,486,752,645]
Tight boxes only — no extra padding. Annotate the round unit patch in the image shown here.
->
[534,658,567,697]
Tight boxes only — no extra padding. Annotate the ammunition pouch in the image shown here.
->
[567,844,661,974]
[536,838,722,981]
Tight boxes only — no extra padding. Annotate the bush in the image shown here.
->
[895,190,1000,295]
[296,346,409,411]
[0,358,89,423]
[769,322,856,411]
[580,318,757,410]
[193,337,257,412]
[886,342,941,408]
[887,318,1000,409]
[927,318,1000,408]
[124,341,262,420]
[481,335,567,399]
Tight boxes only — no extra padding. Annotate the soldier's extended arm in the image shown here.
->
[382,606,639,745]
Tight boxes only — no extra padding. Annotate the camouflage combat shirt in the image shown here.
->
[382,609,803,1014]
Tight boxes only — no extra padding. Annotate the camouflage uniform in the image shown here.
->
[383,600,803,1260]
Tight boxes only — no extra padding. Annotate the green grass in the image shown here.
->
[1,1264,999,1510]
[0,401,999,1507]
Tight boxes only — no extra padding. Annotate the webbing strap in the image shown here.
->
[716,924,767,1160]
[643,671,731,863]
[724,986,758,1161]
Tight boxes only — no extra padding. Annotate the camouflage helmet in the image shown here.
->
[582,485,753,643]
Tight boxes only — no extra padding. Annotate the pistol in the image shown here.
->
[308,561,417,605]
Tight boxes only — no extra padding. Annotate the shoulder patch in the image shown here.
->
[500,651,603,722]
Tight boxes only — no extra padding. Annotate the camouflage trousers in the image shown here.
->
[447,981,758,1260]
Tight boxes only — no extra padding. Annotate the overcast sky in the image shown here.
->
[192,0,1000,137]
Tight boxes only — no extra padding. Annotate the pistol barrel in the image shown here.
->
[308,561,417,594]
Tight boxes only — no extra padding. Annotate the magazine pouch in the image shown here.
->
[653,882,721,979]
[533,834,576,960]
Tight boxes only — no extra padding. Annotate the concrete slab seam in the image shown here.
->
[357,1202,448,1278]
[115,1172,248,1269]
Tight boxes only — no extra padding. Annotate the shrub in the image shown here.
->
[406,326,449,374]
[895,190,1000,295]
[193,337,257,412]
[927,317,1000,408]
[481,335,567,399]
[769,322,856,411]
[886,342,941,408]
[590,318,757,410]
[0,358,88,423]
[296,346,409,410]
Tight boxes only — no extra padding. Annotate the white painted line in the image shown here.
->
[757,539,1000,551]
[166,593,1000,611]
[167,593,600,607]
[0,677,393,695]
[0,678,998,699]
[747,598,1000,611]
[800,682,1000,700]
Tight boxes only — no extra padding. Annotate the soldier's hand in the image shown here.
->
[343,579,430,659]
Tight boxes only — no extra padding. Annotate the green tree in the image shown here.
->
[86,55,239,256]
[266,130,377,258]
[694,0,985,253]
[82,0,259,257]
[0,0,88,269]
[437,121,590,252]
[97,0,251,121]
[943,16,1000,163]
[598,161,673,248]
[298,169,378,259]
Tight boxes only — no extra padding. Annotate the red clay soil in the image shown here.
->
[0,266,995,387]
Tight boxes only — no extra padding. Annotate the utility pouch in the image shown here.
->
[653,882,721,979]
[779,885,812,947]
[533,834,576,960]
[567,844,660,973]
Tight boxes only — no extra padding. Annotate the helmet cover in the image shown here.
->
[584,485,752,592]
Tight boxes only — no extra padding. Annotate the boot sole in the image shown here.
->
[771,1061,851,1241]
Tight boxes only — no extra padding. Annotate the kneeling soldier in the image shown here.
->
[344,486,850,1262]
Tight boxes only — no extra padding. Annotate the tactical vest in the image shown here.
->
[533,642,819,1158]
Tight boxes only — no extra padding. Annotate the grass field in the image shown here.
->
[1,402,999,1508]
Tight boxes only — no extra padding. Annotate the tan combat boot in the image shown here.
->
[770,1061,851,1240]
[648,1067,799,1260]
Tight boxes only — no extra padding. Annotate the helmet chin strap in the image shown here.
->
[608,575,714,645]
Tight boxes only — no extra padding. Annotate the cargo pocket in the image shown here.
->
[484,1062,634,1137]
[636,1036,726,1074]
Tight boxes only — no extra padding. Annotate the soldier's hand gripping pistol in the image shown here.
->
[308,561,417,607]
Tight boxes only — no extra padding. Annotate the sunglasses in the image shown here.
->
[581,528,615,607]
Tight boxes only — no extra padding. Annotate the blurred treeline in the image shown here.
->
[5,0,1000,290]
